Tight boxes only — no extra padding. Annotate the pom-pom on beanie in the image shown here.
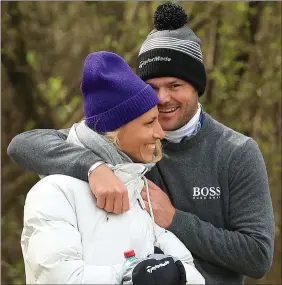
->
[137,2,207,96]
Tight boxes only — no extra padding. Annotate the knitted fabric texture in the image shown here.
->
[136,3,206,96]
[81,51,159,132]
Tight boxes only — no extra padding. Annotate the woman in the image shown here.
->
[21,51,205,284]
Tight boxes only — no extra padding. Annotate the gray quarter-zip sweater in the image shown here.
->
[7,113,275,284]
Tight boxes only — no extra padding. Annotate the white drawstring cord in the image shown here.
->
[143,177,155,224]
[112,165,157,240]
[131,167,157,241]
[141,175,157,242]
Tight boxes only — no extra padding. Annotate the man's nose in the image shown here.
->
[157,88,170,104]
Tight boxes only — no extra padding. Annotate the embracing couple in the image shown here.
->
[8,2,274,285]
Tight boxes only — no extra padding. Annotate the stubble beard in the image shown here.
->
[173,103,198,130]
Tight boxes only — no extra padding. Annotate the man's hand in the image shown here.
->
[88,164,129,214]
[141,180,175,229]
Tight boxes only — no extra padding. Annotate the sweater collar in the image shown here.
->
[164,103,203,143]
[162,113,214,152]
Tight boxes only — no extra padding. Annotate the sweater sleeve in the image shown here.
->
[168,139,275,279]
[7,129,101,182]
[22,179,123,284]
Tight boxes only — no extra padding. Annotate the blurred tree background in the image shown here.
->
[1,1,281,284]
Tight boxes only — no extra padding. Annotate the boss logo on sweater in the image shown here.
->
[146,260,170,273]
[193,187,221,199]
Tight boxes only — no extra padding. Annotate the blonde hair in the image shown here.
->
[104,130,162,163]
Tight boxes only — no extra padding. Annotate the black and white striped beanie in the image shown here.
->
[136,2,206,96]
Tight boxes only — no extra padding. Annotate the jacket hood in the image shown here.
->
[67,121,155,171]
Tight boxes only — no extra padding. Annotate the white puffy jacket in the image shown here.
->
[21,163,205,284]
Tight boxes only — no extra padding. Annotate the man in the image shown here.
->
[8,3,274,284]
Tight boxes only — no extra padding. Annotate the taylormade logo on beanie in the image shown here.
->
[136,2,207,96]
[139,56,171,69]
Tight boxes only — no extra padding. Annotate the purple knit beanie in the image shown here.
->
[81,51,159,132]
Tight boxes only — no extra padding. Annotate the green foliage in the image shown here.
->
[1,2,281,284]
[26,51,39,70]
[39,77,66,107]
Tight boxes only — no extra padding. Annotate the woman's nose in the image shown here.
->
[154,120,165,140]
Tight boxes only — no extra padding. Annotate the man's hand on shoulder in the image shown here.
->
[88,164,129,214]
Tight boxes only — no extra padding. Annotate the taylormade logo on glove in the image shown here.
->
[146,260,170,273]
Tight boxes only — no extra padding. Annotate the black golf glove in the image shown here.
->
[122,253,186,285]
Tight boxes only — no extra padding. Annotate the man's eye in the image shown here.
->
[171,84,181,88]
